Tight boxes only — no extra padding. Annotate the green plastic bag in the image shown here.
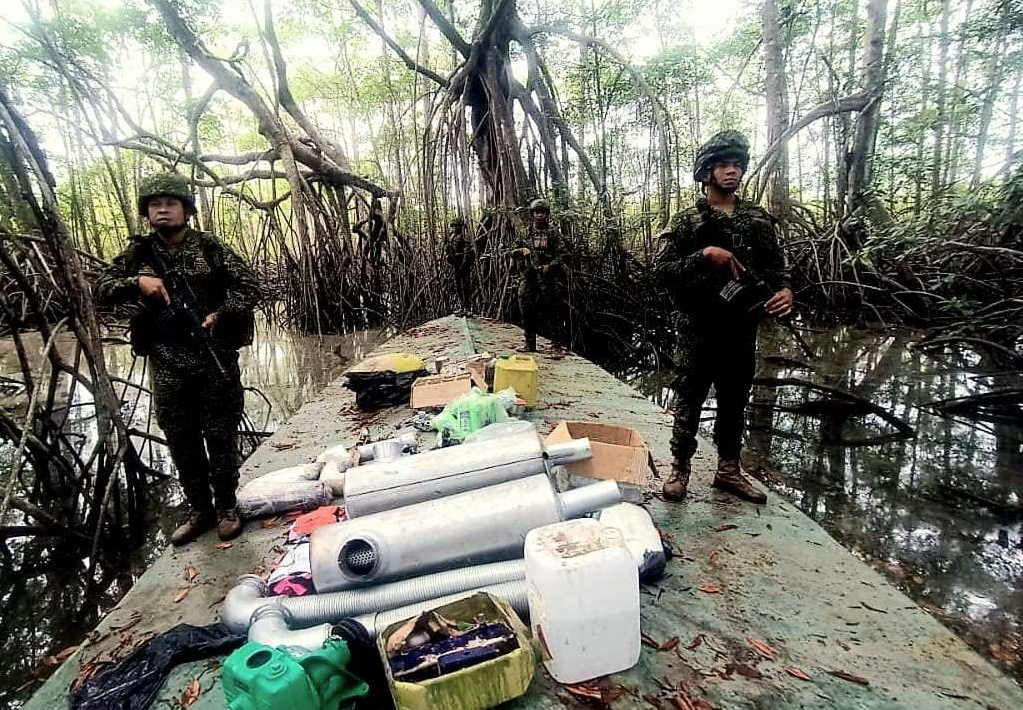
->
[431,388,510,445]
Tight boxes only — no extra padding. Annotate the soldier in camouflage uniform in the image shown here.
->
[444,216,480,314]
[511,198,570,352]
[654,131,792,504]
[95,173,261,545]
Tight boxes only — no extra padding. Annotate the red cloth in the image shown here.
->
[292,505,345,536]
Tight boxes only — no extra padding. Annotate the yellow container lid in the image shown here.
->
[496,354,538,372]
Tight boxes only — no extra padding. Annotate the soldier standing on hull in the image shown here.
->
[95,173,262,545]
[444,217,478,314]
[655,131,792,505]
[511,198,570,352]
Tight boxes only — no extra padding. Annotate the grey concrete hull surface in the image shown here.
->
[27,316,1023,710]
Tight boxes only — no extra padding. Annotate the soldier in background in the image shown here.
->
[510,198,570,352]
[444,216,477,314]
[95,173,261,546]
[654,131,792,506]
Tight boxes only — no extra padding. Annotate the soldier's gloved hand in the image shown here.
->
[520,247,532,257]
[765,288,793,317]
[702,246,745,279]
[138,275,170,304]
[201,312,218,331]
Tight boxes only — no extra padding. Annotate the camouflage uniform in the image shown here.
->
[95,228,261,515]
[655,197,788,465]
[444,218,479,312]
[513,221,570,350]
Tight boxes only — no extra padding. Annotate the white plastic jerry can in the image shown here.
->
[524,518,640,683]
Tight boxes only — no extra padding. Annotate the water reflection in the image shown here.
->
[632,323,1023,682]
[0,317,383,708]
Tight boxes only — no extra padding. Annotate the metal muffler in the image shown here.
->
[311,474,621,592]
[343,429,590,518]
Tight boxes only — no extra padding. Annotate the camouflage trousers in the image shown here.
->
[150,345,245,512]
[518,275,558,340]
[670,321,758,464]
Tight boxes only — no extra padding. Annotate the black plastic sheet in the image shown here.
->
[68,623,244,710]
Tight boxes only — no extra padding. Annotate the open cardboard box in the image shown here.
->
[410,372,472,409]
[465,360,488,391]
[545,421,650,499]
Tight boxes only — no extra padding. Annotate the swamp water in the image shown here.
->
[632,323,1023,685]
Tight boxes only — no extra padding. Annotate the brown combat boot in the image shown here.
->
[217,508,244,541]
[662,461,691,502]
[712,459,767,504]
[517,333,537,353]
[170,509,215,546]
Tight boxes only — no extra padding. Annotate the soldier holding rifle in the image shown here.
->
[96,173,261,545]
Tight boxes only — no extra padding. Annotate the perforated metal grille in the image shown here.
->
[340,539,377,576]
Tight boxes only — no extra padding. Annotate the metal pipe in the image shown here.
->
[220,560,526,634]
[247,605,334,651]
[343,429,591,518]
[355,431,418,462]
[311,475,621,592]
[246,580,530,649]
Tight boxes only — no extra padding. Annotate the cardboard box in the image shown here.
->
[409,373,472,409]
[545,421,650,487]
[465,360,488,390]
[378,592,535,710]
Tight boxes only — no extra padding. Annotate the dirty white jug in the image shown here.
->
[524,518,640,683]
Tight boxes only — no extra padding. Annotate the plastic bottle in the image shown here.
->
[524,518,640,683]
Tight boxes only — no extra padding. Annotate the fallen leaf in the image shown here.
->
[836,640,851,651]
[215,542,233,550]
[709,550,719,564]
[565,682,602,700]
[711,524,738,532]
[686,633,706,650]
[725,662,762,679]
[260,517,281,529]
[181,678,201,707]
[782,666,812,681]
[671,694,695,710]
[641,633,660,648]
[860,601,887,614]
[882,562,908,580]
[828,670,869,686]
[658,636,680,652]
[698,585,721,594]
[173,588,190,603]
[747,639,776,659]
[53,646,78,663]
[184,566,199,583]
[602,686,625,703]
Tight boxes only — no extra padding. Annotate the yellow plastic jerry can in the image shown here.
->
[493,354,539,408]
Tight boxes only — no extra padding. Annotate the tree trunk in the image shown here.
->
[971,57,1003,189]
[1004,70,1022,180]
[847,0,889,211]
[762,0,790,223]
[929,0,951,204]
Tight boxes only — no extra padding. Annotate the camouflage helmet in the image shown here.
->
[529,198,551,214]
[693,130,750,184]
[137,172,196,216]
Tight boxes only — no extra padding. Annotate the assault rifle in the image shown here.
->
[719,267,816,361]
[146,244,230,379]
